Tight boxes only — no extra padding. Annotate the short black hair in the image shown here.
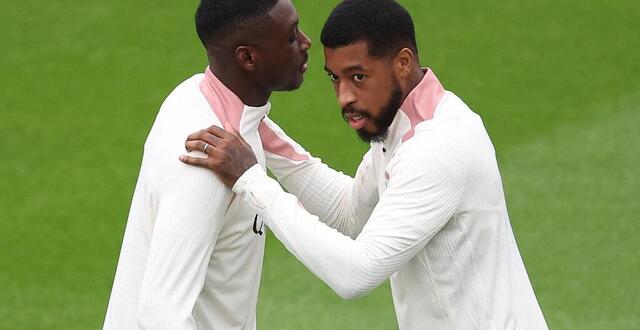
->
[195,0,279,47]
[320,0,418,58]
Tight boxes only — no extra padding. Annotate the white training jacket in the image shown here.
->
[104,67,296,329]
[234,69,549,329]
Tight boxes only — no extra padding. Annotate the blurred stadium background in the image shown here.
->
[1,0,638,329]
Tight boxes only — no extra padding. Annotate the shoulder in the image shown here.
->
[148,73,220,140]
[165,73,205,99]
[259,115,311,162]
[390,97,473,183]
[152,73,208,119]
[142,74,220,173]
[405,91,487,160]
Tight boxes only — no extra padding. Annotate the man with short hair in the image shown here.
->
[181,0,548,328]
[103,0,310,328]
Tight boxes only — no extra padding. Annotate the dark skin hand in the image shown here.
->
[180,122,258,188]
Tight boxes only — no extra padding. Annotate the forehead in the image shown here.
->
[268,0,298,29]
[324,42,381,73]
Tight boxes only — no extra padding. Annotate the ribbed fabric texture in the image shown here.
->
[235,86,548,329]
[104,73,268,330]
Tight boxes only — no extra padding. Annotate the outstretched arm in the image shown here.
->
[180,126,465,299]
[258,118,378,238]
[183,122,378,238]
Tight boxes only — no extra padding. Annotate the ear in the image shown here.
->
[394,48,415,79]
[234,46,258,72]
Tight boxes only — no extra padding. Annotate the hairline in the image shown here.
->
[198,1,280,48]
[323,38,415,61]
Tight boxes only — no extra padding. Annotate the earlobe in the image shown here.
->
[235,46,257,72]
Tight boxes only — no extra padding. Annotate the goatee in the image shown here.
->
[355,86,403,143]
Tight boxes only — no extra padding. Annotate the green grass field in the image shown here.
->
[1,0,639,329]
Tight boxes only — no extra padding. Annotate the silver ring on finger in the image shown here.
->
[203,143,210,154]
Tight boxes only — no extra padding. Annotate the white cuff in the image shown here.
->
[232,164,270,210]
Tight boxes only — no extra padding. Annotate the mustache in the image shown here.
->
[341,106,369,122]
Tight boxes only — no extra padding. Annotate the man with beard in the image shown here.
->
[104,0,311,328]
[181,0,548,329]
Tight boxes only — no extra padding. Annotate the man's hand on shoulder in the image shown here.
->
[180,122,257,188]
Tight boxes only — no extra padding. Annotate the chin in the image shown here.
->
[283,77,304,91]
[356,128,388,143]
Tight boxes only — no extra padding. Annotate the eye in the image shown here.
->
[328,73,339,82]
[353,74,366,82]
[289,26,300,43]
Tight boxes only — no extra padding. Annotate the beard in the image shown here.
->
[342,82,403,143]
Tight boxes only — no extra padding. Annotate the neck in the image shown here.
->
[401,66,425,101]
[208,57,271,107]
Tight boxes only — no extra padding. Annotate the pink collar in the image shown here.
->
[199,66,245,131]
[199,66,309,162]
[399,68,445,142]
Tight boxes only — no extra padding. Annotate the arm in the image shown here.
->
[233,137,465,299]
[260,117,379,238]
[135,157,232,329]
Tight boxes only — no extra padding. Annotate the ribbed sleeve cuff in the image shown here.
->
[232,164,265,195]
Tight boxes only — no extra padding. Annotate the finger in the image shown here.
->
[185,140,214,155]
[186,130,221,147]
[184,141,195,153]
[185,136,220,152]
[206,124,234,139]
[178,155,210,168]
[186,129,208,143]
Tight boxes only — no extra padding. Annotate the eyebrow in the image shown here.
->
[289,19,299,30]
[324,65,367,74]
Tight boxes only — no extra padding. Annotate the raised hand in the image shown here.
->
[180,122,258,188]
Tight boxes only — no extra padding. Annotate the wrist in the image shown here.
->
[232,164,264,195]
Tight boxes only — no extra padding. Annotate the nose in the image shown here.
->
[337,82,356,109]
[299,30,312,51]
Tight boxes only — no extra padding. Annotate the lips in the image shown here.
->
[300,53,309,73]
[344,112,368,130]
